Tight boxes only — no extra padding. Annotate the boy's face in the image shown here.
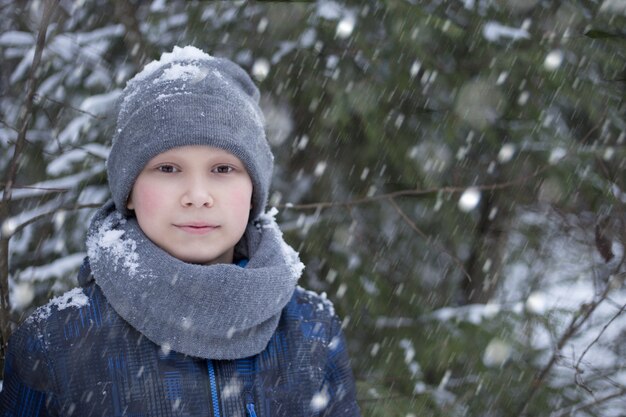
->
[127,145,253,265]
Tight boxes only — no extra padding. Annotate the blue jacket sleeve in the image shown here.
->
[322,316,361,417]
[0,318,55,416]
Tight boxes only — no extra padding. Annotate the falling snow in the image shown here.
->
[458,187,481,212]
[544,50,564,71]
[310,389,330,412]
[482,21,530,42]
[3,2,625,415]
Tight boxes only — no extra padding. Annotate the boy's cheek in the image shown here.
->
[229,189,254,210]
[130,184,164,213]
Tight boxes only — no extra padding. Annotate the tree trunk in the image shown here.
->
[460,190,508,304]
[113,0,151,69]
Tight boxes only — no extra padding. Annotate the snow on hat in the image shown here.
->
[107,45,273,221]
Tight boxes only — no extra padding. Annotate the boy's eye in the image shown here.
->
[157,165,178,173]
[214,165,234,174]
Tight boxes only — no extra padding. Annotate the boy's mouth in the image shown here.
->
[175,223,219,234]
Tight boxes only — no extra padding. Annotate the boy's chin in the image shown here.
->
[170,251,235,266]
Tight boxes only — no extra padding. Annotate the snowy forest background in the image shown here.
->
[1,0,625,415]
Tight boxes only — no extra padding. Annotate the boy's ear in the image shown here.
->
[127,196,134,210]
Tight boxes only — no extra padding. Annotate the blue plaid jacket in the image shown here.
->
[0,261,360,417]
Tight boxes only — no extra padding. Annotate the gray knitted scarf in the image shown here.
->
[86,201,303,360]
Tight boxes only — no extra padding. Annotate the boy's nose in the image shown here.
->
[180,177,214,208]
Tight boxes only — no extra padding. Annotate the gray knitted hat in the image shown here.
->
[107,46,273,220]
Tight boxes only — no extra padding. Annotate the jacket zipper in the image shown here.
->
[209,358,257,417]
[245,389,258,417]
[207,360,221,417]
[240,356,257,417]
[246,401,258,417]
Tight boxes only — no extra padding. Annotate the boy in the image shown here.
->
[0,46,360,417]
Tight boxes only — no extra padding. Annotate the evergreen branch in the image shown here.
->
[113,0,150,68]
[9,203,102,237]
[0,184,71,193]
[5,138,57,155]
[0,179,107,193]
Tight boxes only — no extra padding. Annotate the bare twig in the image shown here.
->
[0,118,18,132]
[387,197,472,283]
[550,387,626,417]
[278,165,549,211]
[515,281,613,417]
[274,169,549,295]
[357,394,413,403]
[574,300,626,382]
[34,93,107,120]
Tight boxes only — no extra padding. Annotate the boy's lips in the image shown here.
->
[174,223,219,235]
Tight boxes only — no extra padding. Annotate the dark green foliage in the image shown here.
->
[1,0,625,415]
